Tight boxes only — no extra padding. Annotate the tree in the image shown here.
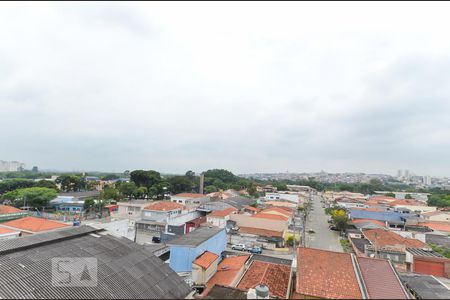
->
[247,183,258,198]
[204,185,218,194]
[100,187,120,201]
[331,209,349,232]
[185,170,196,179]
[118,182,137,200]
[203,169,237,184]
[405,194,413,199]
[130,170,162,188]
[84,197,96,214]
[384,192,396,197]
[0,178,35,194]
[428,194,450,208]
[35,180,58,190]
[134,187,148,199]
[101,174,120,181]
[56,175,85,192]
[168,176,193,194]
[7,187,57,210]
[273,183,288,191]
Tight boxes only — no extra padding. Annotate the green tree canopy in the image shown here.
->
[55,175,85,192]
[6,187,57,210]
[168,176,193,194]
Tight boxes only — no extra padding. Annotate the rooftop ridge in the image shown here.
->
[0,225,101,255]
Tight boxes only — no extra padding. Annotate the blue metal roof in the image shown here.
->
[349,209,413,223]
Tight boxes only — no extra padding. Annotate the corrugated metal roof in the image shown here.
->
[0,226,191,299]
[407,248,444,258]
[401,274,450,299]
[167,227,224,247]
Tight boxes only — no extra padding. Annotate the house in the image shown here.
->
[361,228,429,268]
[264,201,297,209]
[292,247,410,299]
[422,211,450,222]
[418,221,450,235]
[167,227,227,272]
[142,201,185,222]
[264,193,300,204]
[202,285,247,299]
[252,213,289,222]
[335,197,368,209]
[389,199,437,214]
[49,191,100,212]
[192,251,220,285]
[171,193,210,205]
[115,200,152,223]
[186,216,207,234]
[406,248,450,278]
[0,225,192,299]
[401,273,450,299]
[349,209,415,228]
[352,218,386,229]
[0,216,70,235]
[200,255,250,296]
[207,208,237,228]
[0,205,28,222]
[237,260,292,298]
[258,206,294,220]
[243,205,260,215]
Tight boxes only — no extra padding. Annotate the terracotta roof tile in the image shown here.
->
[237,260,291,299]
[363,228,428,249]
[389,199,427,207]
[357,257,408,299]
[201,255,250,297]
[208,208,237,218]
[238,227,284,237]
[0,227,20,235]
[2,216,69,233]
[144,201,184,211]
[0,205,25,215]
[260,207,293,217]
[420,221,450,233]
[244,206,260,212]
[352,219,386,227]
[296,247,362,299]
[193,251,219,269]
[174,193,204,198]
[252,213,289,221]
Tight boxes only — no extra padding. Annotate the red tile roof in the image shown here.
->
[2,216,69,233]
[252,213,289,221]
[201,255,250,297]
[237,260,291,299]
[0,227,19,235]
[260,207,293,217]
[244,206,260,212]
[296,247,362,299]
[144,201,184,211]
[369,196,397,202]
[174,193,204,198]
[352,219,386,228]
[208,208,237,218]
[0,205,24,215]
[419,221,450,233]
[193,251,219,269]
[363,228,428,249]
[238,226,284,237]
[389,199,427,207]
[357,257,408,299]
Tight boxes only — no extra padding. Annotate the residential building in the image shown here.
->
[401,274,450,299]
[389,199,437,214]
[200,255,250,296]
[49,191,101,213]
[0,205,29,222]
[349,209,415,228]
[237,260,292,298]
[264,192,300,204]
[167,227,227,272]
[192,251,220,285]
[406,248,450,278]
[207,208,237,228]
[0,225,192,299]
[423,211,450,222]
[0,160,25,172]
[292,247,410,299]
[171,193,209,205]
[115,200,151,224]
[0,216,70,235]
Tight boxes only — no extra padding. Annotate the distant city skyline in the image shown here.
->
[1,2,450,177]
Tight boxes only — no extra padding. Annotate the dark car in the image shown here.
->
[328,225,339,231]
[152,236,161,243]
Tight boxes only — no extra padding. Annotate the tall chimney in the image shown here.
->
[199,174,204,194]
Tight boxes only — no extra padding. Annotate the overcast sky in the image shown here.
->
[1,2,450,176]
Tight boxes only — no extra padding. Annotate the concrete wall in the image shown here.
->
[192,259,219,285]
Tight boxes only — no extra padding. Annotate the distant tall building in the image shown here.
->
[423,176,432,186]
[397,170,402,178]
[0,160,25,172]
[404,169,410,178]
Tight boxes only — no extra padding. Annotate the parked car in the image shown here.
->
[329,225,339,231]
[231,244,246,251]
[152,236,161,243]
[247,246,262,254]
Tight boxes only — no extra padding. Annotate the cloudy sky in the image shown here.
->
[1,2,450,176]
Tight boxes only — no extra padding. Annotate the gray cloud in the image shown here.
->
[1,2,450,176]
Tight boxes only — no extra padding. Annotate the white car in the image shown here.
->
[231,244,246,251]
